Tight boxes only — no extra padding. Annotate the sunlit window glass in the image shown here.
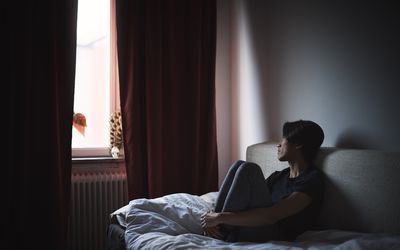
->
[72,0,110,149]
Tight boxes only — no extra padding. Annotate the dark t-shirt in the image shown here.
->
[266,166,324,241]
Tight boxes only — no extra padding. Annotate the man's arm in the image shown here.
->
[201,192,312,228]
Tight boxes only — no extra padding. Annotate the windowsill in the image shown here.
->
[72,156,125,164]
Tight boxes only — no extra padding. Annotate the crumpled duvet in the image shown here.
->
[122,192,400,250]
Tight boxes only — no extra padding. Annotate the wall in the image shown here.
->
[216,0,233,186]
[216,0,400,184]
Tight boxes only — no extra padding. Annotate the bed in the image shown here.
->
[107,142,400,249]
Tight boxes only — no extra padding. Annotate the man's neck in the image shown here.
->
[288,159,309,178]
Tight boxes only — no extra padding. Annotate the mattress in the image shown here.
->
[106,223,126,250]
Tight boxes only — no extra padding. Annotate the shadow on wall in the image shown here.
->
[335,129,378,149]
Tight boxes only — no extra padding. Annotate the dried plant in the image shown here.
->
[109,111,123,150]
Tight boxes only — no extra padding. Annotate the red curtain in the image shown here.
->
[6,1,77,249]
[116,0,218,199]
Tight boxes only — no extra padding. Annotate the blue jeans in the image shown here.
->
[215,160,283,242]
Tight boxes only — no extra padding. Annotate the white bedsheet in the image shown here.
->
[121,192,400,250]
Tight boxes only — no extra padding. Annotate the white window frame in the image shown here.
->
[72,0,120,159]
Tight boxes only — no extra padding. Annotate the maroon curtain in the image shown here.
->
[6,1,77,249]
[117,0,218,199]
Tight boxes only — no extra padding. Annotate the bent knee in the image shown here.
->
[227,160,246,174]
[236,162,262,175]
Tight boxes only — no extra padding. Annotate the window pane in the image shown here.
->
[73,0,110,149]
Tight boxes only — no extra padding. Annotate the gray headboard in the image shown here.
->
[246,141,400,234]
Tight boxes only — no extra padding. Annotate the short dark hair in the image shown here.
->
[283,120,324,162]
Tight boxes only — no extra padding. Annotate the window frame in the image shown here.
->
[72,0,120,159]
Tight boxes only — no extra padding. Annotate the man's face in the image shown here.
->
[277,138,298,162]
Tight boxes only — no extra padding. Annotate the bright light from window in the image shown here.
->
[73,0,110,149]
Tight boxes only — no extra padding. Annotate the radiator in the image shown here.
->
[69,167,128,250]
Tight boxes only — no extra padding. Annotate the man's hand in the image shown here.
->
[200,211,221,228]
[202,226,224,240]
[200,211,225,240]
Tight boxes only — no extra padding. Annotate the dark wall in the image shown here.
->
[243,1,400,150]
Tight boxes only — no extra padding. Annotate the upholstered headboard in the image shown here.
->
[246,141,400,234]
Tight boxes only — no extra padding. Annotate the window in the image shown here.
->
[72,0,120,157]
